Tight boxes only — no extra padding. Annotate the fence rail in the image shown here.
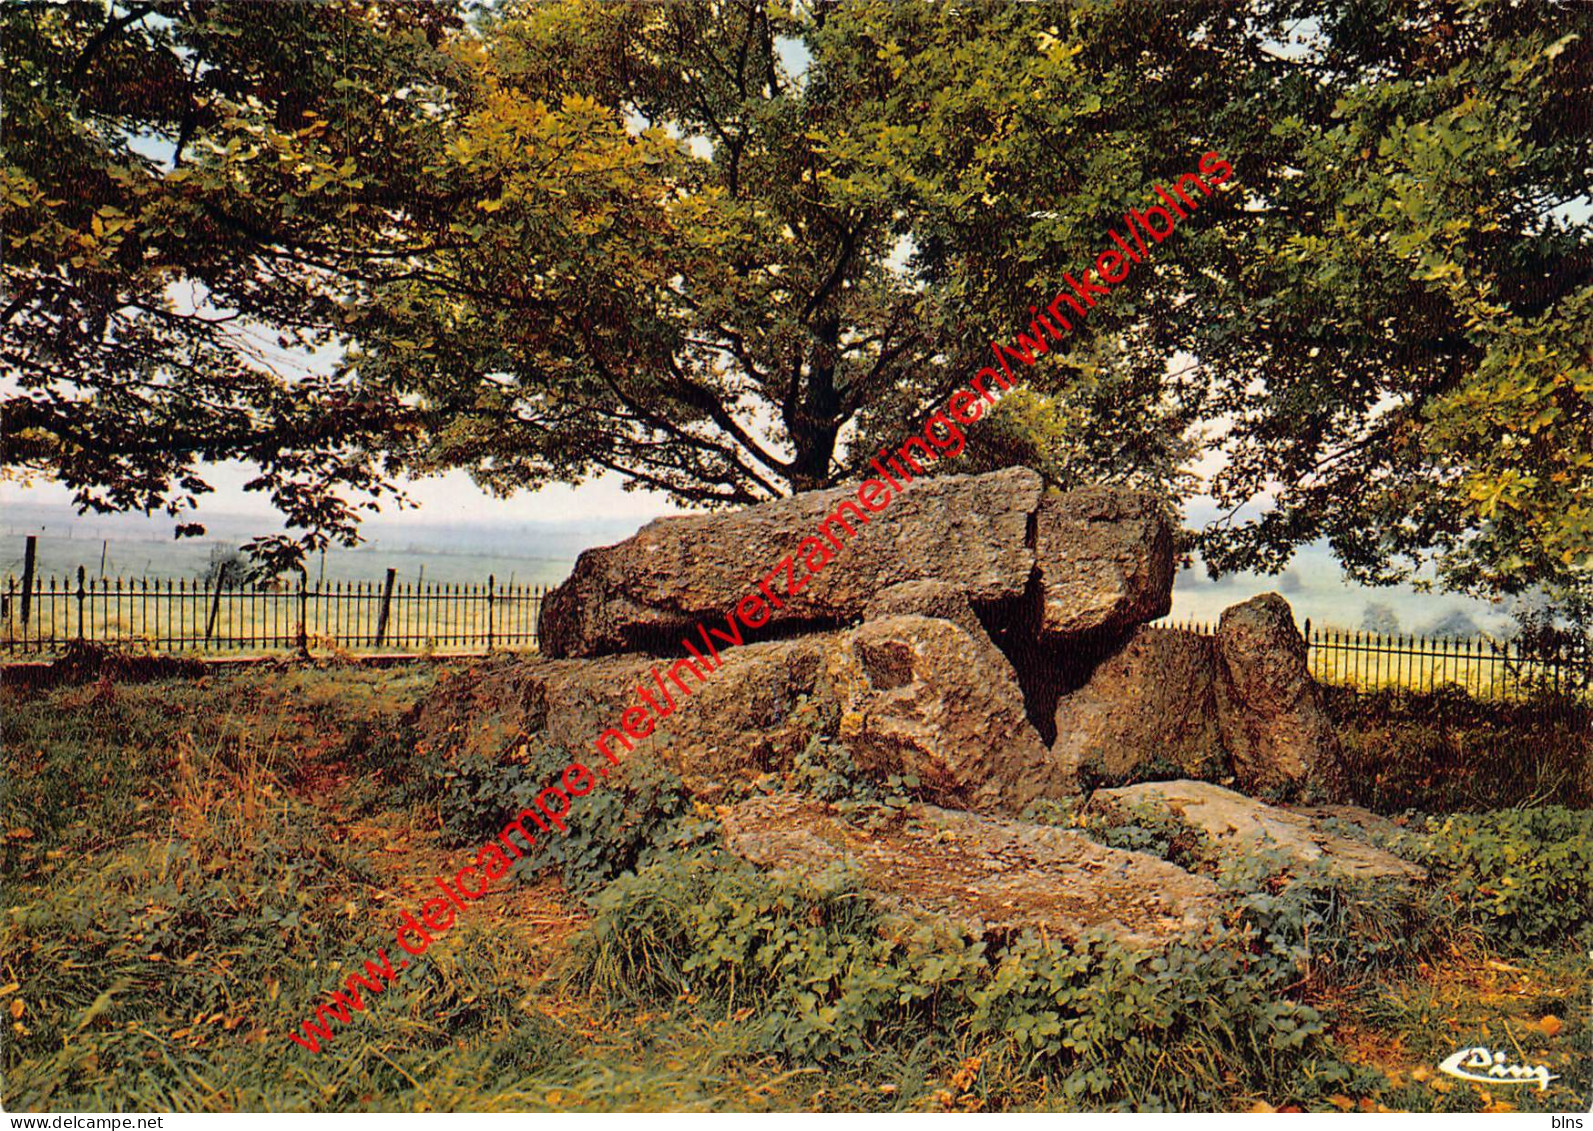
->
[2,567,546,656]
[6,570,1588,702]
[1159,617,1588,702]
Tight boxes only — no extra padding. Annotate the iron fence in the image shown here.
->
[1158,617,1588,702]
[6,568,1588,698]
[2,566,546,656]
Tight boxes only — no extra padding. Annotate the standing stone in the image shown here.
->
[827,614,1075,812]
[1214,593,1346,799]
[1052,626,1228,787]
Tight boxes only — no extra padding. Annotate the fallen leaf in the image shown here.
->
[8,999,23,1019]
[1540,1014,1563,1037]
[1249,1101,1277,1114]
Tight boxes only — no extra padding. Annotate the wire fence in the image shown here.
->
[1158,617,1589,703]
[2,567,546,656]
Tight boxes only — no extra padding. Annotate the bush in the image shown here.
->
[1328,685,1592,811]
[401,735,716,900]
[1391,807,1593,949]
[565,850,1360,1109]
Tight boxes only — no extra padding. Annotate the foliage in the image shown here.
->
[1327,684,1593,811]
[1,2,470,570]
[1217,851,1437,987]
[354,0,1204,506]
[1173,0,1593,595]
[1391,807,1593,950]
[392,731,715,900]
[566,849,1366,1109]
[1070,796,1216,875]
[1,666,574,1111]
[1508,587,1593,696]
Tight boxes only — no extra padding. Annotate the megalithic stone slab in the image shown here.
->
[539,467,1043,658]
[1052,625,1228,787]
[538,467,1176,661]
[720,793,1224,947]
[1213,593,1347,799]
[1034,485,1175,640]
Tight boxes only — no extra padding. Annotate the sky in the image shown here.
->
[0,460,689,529]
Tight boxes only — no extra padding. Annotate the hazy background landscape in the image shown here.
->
[0,494,1515,639]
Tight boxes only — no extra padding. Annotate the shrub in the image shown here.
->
[1391,806,1593,949]
[1327,685,1592,811]
[565,850,1359,1109]
[409,737,716,899]
[1216,851,1438,986]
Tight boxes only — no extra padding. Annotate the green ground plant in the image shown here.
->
[564,848,1364,1109]
[3,663,1588,1112]
[1327,685,1592,812]
[1389,807,1593,950]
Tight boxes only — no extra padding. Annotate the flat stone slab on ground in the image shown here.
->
[1087,780,1425,884]
[720,792,1223,946]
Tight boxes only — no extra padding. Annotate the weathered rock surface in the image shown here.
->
[1034,486,1174,640]
[537,470,1176,660]
[1214,593,1346,798]
[412,612,1074,811]
[827,614,1072,811]
[864,580,1010,671]
[1052,626,1227,786]
[1087,780,1424,883]
[720,792,1224,946]
[539,468,1044,659]
[411,642,829,796]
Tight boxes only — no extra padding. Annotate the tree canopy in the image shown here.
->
[5,0,1590,596]
[2,0,468,568]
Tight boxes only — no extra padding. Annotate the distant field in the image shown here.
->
[3,501,1516,640]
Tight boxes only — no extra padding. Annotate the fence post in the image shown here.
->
[486,574,496,652]
[75,565,86,641]
[20,535,36,631]
[205,576,225,643]
[374,567,397,647]
[296,569,310,658]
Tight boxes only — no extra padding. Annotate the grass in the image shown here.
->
[1,661,1588,1111]
[1327,684,1592,811]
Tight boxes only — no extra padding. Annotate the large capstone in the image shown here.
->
[537,469,1175,661]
